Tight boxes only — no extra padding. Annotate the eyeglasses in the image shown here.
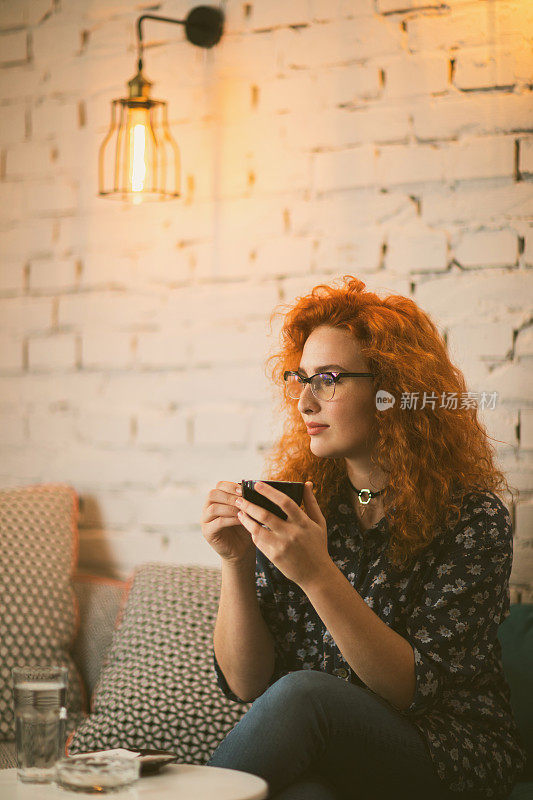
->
[283,371,375,401]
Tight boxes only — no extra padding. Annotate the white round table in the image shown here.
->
[0,764,269,800]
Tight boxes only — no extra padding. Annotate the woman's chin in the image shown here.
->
[309,439,338,457]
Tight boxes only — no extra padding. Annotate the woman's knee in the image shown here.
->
[253,670,339,728]
[265,669,334,704]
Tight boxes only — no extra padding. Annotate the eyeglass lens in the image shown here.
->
[285,374,335,401]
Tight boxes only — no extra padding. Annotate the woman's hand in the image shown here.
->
[234,481,332,589]
[201,480,256,565]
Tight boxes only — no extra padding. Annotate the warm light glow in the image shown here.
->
[124,106,151,197]
[131,124,146,192]
[98,94,180,200]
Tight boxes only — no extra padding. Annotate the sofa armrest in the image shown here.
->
[71,573,129,702]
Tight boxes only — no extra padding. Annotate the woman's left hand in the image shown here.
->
[235,481,332,589]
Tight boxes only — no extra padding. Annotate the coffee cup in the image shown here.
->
[241,480,305,522]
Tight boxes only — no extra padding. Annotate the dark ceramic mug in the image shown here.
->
[241,480,305,522]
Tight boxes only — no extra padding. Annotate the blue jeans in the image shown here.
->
[207,670,504,800]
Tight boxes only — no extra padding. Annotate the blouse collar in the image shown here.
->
[335,498,390,537]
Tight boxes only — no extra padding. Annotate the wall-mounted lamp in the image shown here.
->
[98,5,224,203]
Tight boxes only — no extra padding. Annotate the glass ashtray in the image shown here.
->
[55,755,140,794]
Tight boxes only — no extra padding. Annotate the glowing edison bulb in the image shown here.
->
[98,69,180,201]
[124,105,153,205]
[131,124,146,192]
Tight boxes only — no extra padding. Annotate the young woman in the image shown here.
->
[201,276,526,800]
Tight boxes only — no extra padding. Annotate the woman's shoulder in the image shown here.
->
[441,487,513,552]
[449,488,511,525]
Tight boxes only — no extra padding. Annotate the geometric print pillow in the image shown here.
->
[66,563,251,764]
[0,483,86,740]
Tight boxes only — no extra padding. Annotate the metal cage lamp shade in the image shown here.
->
[98,6,224,203]
[98,71,180,202]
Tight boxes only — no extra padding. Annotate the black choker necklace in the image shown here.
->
[346,476,387,508]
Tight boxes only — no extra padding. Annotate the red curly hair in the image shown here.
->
[262,275,515,572]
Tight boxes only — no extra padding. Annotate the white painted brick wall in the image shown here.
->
[27,409,77,446]
[381,53,449,98]
[453,44,532,91]
[82,331,136,369]
[445,136,515,181]
[0,0,530,588]
[515,327,533,358]
[77,408,132,447]
[0,335,23,370]
[291,105,411,151]
[314,146,376,192]
[190,320,271,364]
[0,261,25,293]
[194,406,252,446]
[313,65,382,106]
[515,502,533,542]
[136,487,204,529]
[520,409,533,450]
[78,490,136,530]
[0,412,25,445]
[28,333,78,370]
[0,219,56,258]
[0,103,26,144]
[454,230,518,269]
[478,406,518,450]
[482,363,532,404]
[510,538,533,590]
[421,183,532,228]
[520,138,533,176]
[415,272,532,322]
[447,321,513,362]
[0,30,29,65]
[29,257,80,292]
[136,411,188,448]
[377,0,441,12]
[4,141,55,179]
[135,331,189,368]
[59,292,160,330]
[314,230,383,273]
[246,0,309,30]
[385,227,447,273]
[40,447,170,487]
[411,94,531,141]
[1,297,53,333]
[406,2,530,52]
[0,1,25,28]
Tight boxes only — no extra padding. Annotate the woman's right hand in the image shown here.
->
[201,480,256,564]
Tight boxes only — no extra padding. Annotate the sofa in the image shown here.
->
[0,484,531,799]
[0,572,127,771]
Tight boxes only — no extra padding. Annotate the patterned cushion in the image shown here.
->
[0,483,86,740]
[71,575,129,700]
[66,563,251,764]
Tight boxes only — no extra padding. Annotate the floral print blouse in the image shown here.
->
[213,488,527,797]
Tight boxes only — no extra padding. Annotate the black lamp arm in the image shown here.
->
[136,6,224,69]
[136,14,185,71]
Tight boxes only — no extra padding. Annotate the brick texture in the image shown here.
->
[0,0,530,586]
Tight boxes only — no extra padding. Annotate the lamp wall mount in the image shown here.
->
[136,6,225,72]
[98,5,224,201]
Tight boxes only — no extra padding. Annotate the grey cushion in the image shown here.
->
[71,575,128,701]
[67,564,250,764]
